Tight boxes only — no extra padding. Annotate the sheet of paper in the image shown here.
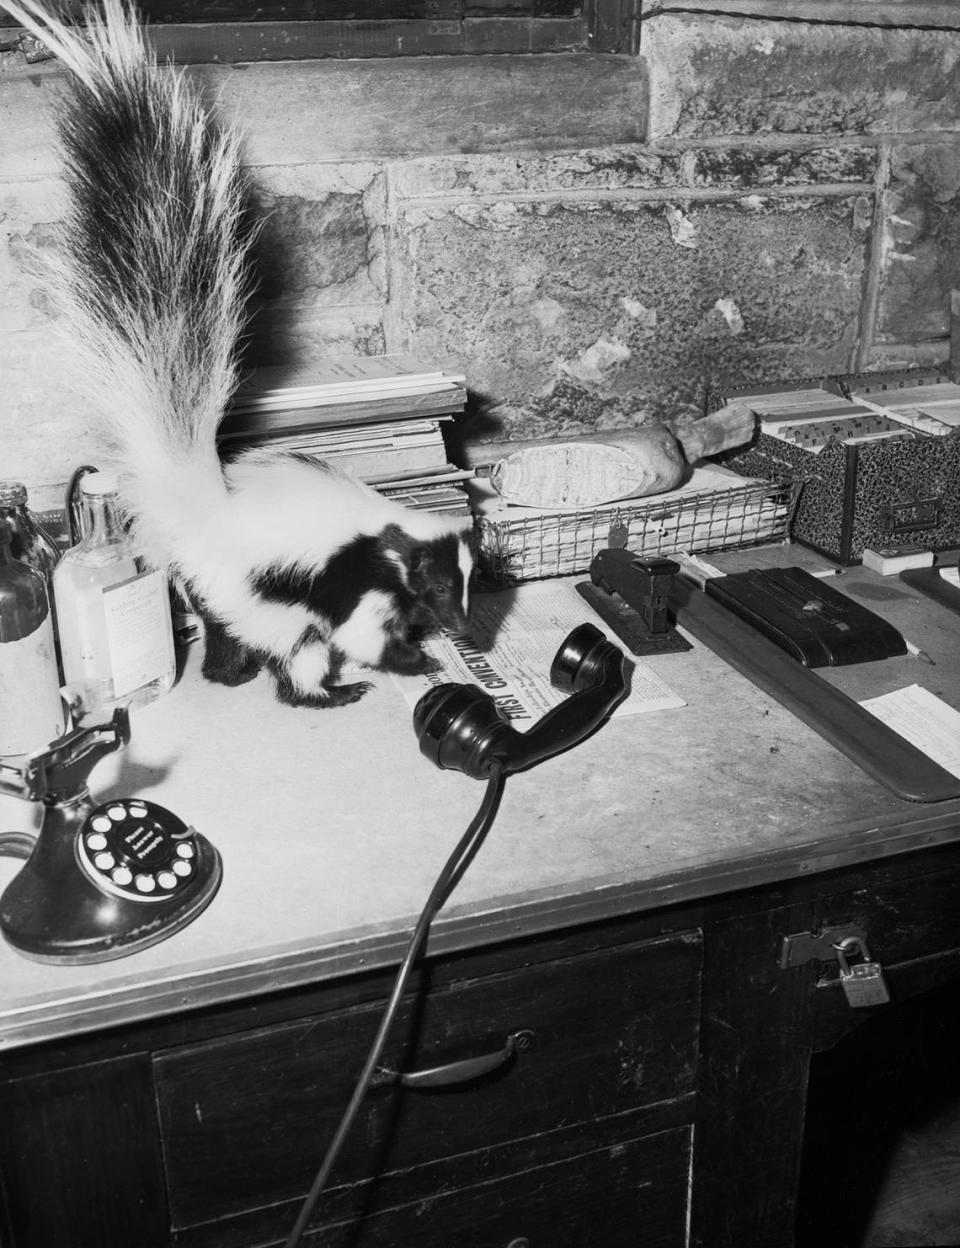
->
[859,684,960,779]
[391,579,686,722]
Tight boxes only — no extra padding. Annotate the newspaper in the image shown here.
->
[391,578,685,722]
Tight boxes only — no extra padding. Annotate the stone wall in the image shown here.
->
[1,8,959,512]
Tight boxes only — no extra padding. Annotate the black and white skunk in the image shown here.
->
[5,0,473,707]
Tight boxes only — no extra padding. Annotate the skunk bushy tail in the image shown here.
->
[4,0,254,565]
[7,0,476,710]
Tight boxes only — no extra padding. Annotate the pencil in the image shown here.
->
[905,639,935,665]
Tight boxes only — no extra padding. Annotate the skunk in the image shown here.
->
[5,0,473,707]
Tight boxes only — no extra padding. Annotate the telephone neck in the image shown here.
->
[500,666,628,774]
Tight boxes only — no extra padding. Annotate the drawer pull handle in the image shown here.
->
[376,1029,535,1089]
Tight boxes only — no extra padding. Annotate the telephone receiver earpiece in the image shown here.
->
[413,623,629,780]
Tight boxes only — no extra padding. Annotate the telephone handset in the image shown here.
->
[285,622,630,1248]
[413,622,629,779]
[0,710,222,964]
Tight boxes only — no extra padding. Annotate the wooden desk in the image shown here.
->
[1,549,959,1247]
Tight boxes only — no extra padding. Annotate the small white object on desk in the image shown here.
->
[904,639,935,666]
[674,551,725,588]
[862,546,935,576]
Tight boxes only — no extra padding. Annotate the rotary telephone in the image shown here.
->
[0,709,222,964]
[0,623,625,966]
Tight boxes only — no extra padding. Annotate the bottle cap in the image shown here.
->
[80,471,120,497]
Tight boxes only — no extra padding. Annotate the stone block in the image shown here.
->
[393,187,869,444]
[0,161,389,479]
[0,325,105,506]
[0,178,106,496]
[0,65,59,181]
[645,15,960,139]
[215,53,647,163]
[0,50,647,170]
[394,147,686,199]
[0,179,59,336]
[876,142,960,345]
[692,146,878,190]
[243,163,389,364]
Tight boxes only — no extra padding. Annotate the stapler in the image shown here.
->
[576,549,692,656]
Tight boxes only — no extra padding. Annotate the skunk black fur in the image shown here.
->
[5,0,473,707]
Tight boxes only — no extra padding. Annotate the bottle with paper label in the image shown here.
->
[0,518,67,757]
[53,471,176,718]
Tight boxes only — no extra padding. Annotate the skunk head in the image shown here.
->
[401,530,473,635]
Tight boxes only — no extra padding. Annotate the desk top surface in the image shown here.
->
[2,544,959,1052]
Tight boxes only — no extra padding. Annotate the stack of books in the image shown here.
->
[218,354,472,514]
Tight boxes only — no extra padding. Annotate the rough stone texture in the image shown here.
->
[394,146,687,199]
[0,177,94,508]
[645,16,960,140]
[0,161,392,504]
[395,191,869,443]
[1,21,959,505]
[244,163,388,364]
[691,145,878,191]
[875,142,960,346]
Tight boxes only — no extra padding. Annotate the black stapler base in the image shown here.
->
[576,551,692,657]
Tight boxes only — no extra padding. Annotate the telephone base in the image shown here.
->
[1,856,222,964]
[0,798,223,964]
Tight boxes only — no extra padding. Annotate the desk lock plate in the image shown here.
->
[779,926,867,969]
[780,926,890,1008]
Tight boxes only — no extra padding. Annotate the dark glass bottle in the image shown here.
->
[0,480,61,585]
[0,518,67,757]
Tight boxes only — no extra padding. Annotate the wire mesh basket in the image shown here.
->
[475,475,798,586]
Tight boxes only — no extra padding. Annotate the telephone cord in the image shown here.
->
[0,831,36,860]
[284,761,507,1248]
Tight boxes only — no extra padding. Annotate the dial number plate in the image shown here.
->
[78,798,198,901]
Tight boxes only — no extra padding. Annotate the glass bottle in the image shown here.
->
[52,471,176,719]
[0,518,67,757]
[0,480,61,585]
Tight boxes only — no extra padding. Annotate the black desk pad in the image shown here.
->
[704,566,906,667]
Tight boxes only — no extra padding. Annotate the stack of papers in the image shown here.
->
[218,354,471,511]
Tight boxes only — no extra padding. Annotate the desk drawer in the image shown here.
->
[155,931,701,1229]
[307,1126,692,1248]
